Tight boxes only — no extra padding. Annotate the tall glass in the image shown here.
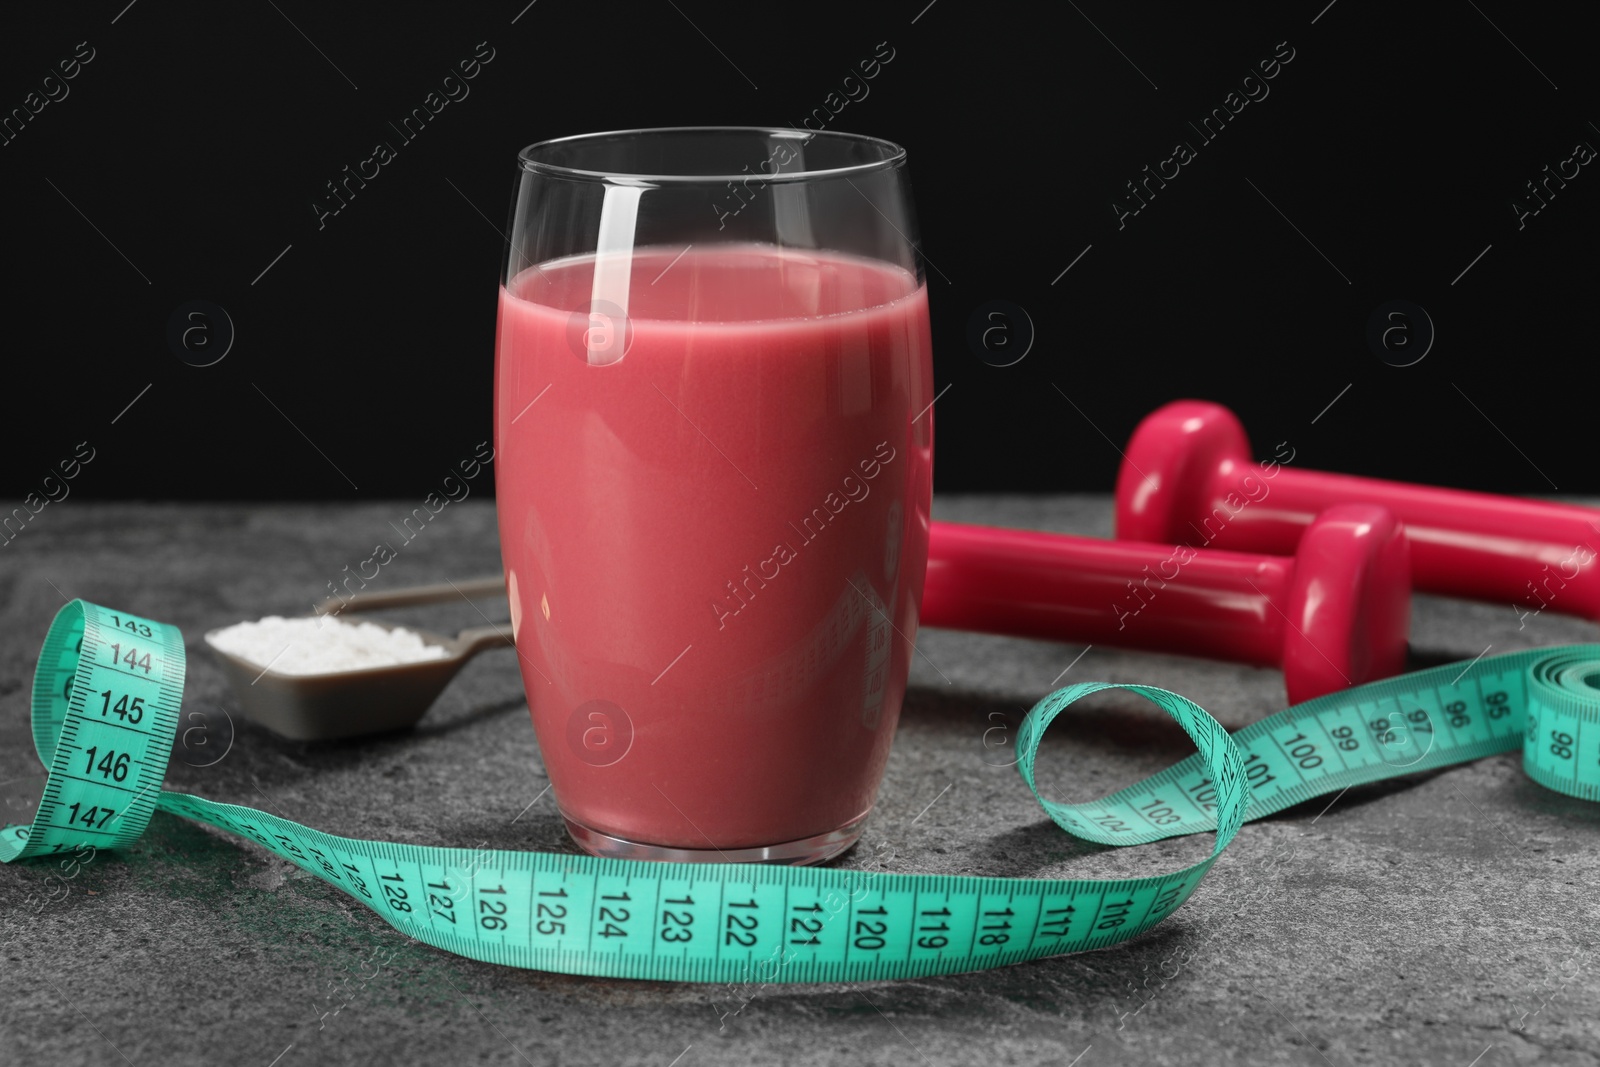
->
[493,127,934,864]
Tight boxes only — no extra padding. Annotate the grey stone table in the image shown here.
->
[3,498,1598,1067]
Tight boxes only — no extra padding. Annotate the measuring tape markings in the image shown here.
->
[21,605,182,855]
[4,601,1598,983]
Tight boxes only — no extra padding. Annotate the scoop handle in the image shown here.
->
[453,624,517,660]
[314,576,507,616]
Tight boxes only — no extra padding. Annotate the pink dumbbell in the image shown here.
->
[921,504,1410,703]
[1116,400,1600,623]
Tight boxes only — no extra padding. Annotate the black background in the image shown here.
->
[1,1,1592,501]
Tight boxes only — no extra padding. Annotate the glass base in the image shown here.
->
[562,809,871,866]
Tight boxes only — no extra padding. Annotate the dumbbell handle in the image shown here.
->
[1216,469,1598,613]
[922,503,1411,703]
[922,523,1292,666]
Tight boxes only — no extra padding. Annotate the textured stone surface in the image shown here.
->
[2,497,1598,1066]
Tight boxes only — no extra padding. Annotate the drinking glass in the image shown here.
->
[493,127,934,864]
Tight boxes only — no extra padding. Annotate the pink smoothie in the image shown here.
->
[494,244,933,849]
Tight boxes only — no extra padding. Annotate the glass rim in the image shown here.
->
[516,126,908,185]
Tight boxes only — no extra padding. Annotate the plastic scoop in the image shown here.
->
[204,577,515,741]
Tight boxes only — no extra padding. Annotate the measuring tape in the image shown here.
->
[4,601,1597,982]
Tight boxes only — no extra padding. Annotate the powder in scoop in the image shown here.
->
[207,615,447,675]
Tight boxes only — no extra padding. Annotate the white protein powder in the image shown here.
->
[206,615,448,675]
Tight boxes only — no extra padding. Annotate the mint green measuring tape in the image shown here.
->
[5,601,1598,982]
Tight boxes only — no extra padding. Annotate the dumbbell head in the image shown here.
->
[1118,399,1600,625]
[1281,504,1411,704]
[1116,400,1252,545]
